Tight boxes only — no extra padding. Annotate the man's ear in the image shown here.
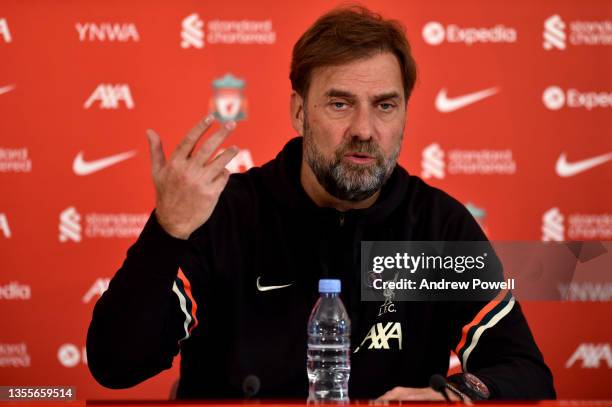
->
[290,91,305,136]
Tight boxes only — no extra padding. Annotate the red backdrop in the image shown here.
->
[1,0,610,400]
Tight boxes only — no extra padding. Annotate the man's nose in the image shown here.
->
[348,105,375,141]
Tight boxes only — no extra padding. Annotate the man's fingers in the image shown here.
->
[192,120,237,166]
[376,387,448,402]
[202,146,239,181]
[377,387,400,401]
[171,114,216,160]
[209,168,231,195]
[146,129,166,175]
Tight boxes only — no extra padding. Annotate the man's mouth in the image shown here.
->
[344,152,375,164]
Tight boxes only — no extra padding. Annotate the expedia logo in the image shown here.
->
[57,344,87,368]
[542,86,612,111]
[422,21,517,46]
[354,322,402,353]
[0,282,31,300]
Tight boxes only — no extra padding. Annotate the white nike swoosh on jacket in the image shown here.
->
[256,276,293,292]
[556,152,612,177]
[435,87,499,113]
[73,150,137,176]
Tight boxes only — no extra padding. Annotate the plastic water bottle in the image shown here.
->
[307,279,351,402]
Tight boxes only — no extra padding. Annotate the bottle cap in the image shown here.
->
[319,279,341,293]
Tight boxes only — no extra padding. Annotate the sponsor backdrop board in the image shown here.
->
[0,0,610,400]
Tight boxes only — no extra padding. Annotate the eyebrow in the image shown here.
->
[372,92,401,103]
[325,88,402,103]
[325,89,356,99]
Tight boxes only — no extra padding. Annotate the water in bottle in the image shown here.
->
[307,279,351,402]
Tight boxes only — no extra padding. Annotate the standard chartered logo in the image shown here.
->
[542,208,612,240]
[542,86,565,110]
[0,343,30,367]
[180,13,276,48]
[181,13,204,49]
[59,207,82,243]
[543,15,566,50]
[421,143,445,179]
[542,15,612,49]
[422,22,445,45]
[421,143,515,178]
[0,147,32,173]
[542,207,565,241]
[58,208,147,242]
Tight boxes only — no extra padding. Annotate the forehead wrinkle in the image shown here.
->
[321,74,400,99]
[309,53,404,102]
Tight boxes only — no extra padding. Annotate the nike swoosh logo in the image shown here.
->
[73,150,137,176]
[256,276,293,292]
[435,87,499,113]
[556,152,612,177]
[0,84,16,96]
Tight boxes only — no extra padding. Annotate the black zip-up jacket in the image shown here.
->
[87,137,556,400]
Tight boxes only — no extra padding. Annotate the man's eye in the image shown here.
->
[332,102,347,110]
[379,103,394,111]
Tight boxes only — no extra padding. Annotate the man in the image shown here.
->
[87,7,555,400]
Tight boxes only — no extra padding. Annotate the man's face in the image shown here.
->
[298,52,407,202]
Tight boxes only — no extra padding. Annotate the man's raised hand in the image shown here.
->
[146,114,238,239]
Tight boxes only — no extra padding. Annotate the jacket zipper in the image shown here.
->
[339,213,345,227]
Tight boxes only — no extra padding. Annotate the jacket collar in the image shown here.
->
[259,137,411,224]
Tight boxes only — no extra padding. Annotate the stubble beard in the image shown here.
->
[302,109,402,202]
